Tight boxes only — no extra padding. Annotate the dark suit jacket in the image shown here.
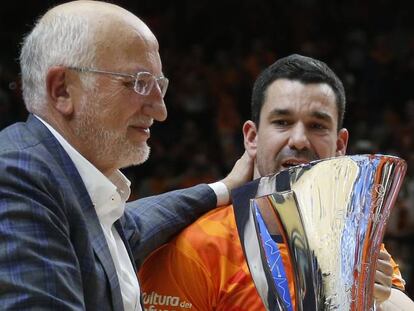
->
[0,115,216,310]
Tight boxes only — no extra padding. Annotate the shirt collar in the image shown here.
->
[35,115,131,225]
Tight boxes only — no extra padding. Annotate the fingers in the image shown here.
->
[376,250,393,284]
[221,151,254,193]
[374,282,392,304]
[374,250,393,303]
[375,266,393,288]
[231,151,255,183]
[378,248,391,261]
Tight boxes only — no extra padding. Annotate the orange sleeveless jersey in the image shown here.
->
[139,205,405,311]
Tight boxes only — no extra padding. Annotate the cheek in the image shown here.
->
[259,131,283,152]
[255,142,282,177]
[256,136,280,164]
[312,136,338,158]
[97,90,133,126]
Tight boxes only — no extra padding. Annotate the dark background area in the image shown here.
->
[1,0,414,299]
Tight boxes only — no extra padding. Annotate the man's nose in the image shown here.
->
[142,88,168,122]
[287,123,311,150]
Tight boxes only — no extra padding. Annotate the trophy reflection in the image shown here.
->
[241,155,406,311]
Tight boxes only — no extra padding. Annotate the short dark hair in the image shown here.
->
[251,54,346,130]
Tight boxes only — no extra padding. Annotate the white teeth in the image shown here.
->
[283,160,306,167]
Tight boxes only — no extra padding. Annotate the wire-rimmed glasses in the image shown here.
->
[68,67,169,98]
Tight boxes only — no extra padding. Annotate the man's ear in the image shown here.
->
[336,128,349,156]
[46,66,74,116]
[243,120,258,158]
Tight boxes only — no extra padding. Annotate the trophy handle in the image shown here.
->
[356,156,408,310]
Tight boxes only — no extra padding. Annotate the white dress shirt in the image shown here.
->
[35,115,230,311]
[36,116,141,311]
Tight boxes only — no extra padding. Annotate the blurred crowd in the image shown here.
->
[1,0,413,297]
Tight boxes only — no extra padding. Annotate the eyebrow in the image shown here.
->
[268,108,334,123]
[311,111,334,123]
[268,108,292,117]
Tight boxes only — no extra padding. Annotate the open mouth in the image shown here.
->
[281,159,309,168]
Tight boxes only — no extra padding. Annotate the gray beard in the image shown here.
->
[74,96,150,170]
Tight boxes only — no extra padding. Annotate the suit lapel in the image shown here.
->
[114,220,137,273]
[83,206,124,310]
[26,115,124,311]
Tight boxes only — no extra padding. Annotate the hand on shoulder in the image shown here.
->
[221,151,254,193]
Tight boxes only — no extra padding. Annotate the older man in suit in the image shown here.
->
[0,1,252,310]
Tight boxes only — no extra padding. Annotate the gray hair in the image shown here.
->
[20,13,96,113]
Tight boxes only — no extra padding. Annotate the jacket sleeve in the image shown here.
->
[124,184,216,267]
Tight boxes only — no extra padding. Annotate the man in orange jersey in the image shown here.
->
[139,55,414,311]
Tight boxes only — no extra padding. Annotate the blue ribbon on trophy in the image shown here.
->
[254,204,293,310]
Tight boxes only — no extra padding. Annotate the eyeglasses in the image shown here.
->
[68,67,169,98]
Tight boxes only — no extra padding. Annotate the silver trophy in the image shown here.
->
[234,155,406,311]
